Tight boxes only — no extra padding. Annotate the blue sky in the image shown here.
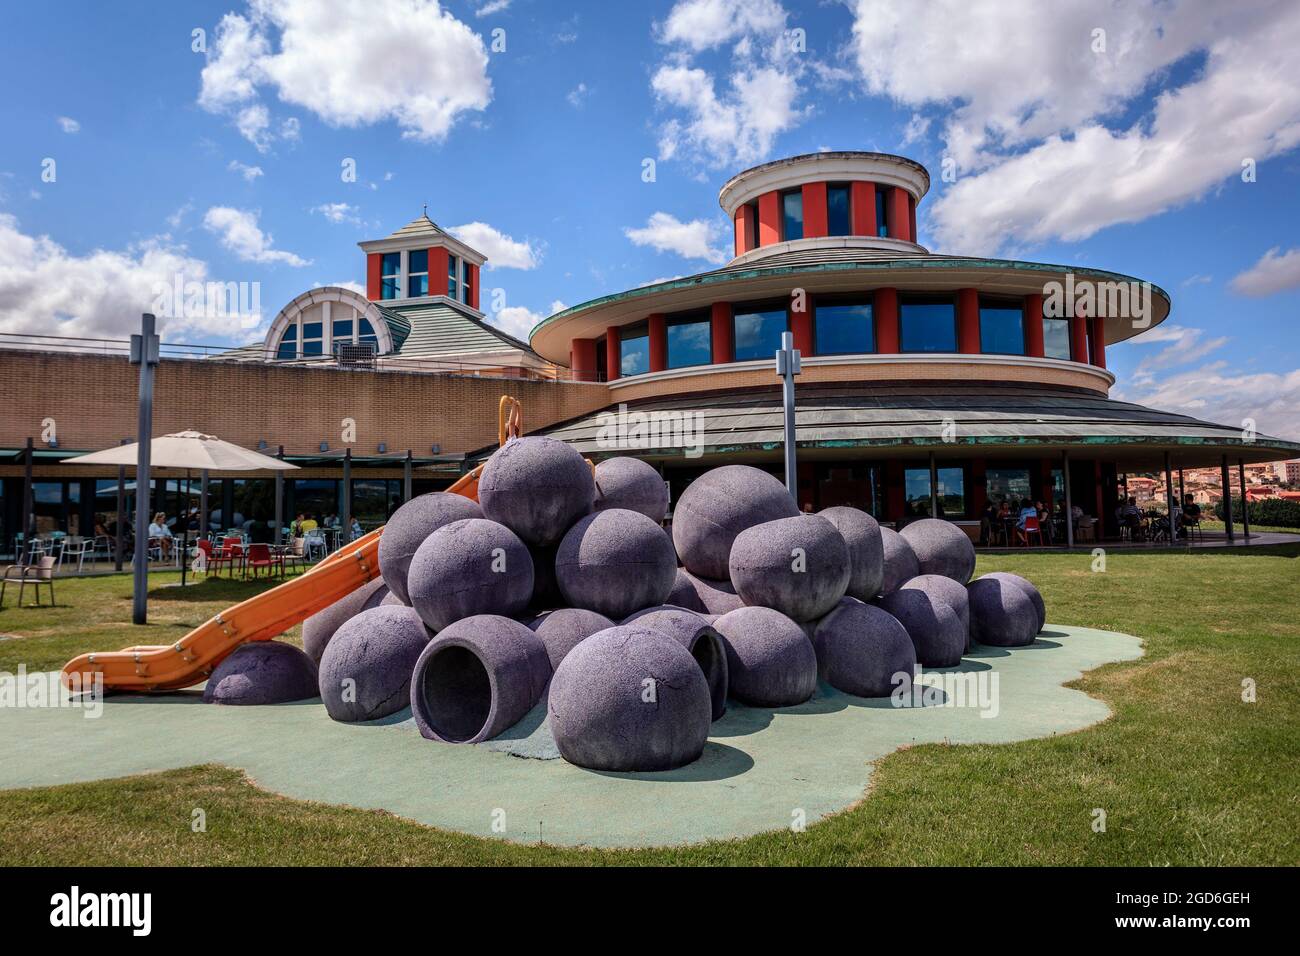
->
[1,0,1298,438]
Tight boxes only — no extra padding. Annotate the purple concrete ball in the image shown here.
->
[812,598,916,698]
[548,625,712,771]
[622,605,728,721]
[980,572,1046,632]
[967,576,1040,647]
[879,526,920,597]
[378,492,483,605]
[899,518,977,584]
[712,606,818,707]
[671,465,799,579]
[302,577,391,667]
[318,605,431,722]
[818,506,885,602]
[555,509,676,619]
[203,641,319,705]
[728,514,851,622]
[594,456,669,522]
[478,436,595,547]
[407,518,534,632]
[523,607,615,671]
[899,573,971,650]
[670,567,745,615]
[411,614,551,743]
[877,587,966,668]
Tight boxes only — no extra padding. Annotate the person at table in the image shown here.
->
[148,511,174,558]
[300,514,319,534]
[93,514,110,537]
[323,513,340,529]
[1182,494,1201,525]
[349,516,363,541]
[1120,496,1142,540]
[979,500,998,545]
[1015,499,1037,541]
[1034,500,1054,544]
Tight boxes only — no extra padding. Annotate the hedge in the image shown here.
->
[1212,497,1300,529]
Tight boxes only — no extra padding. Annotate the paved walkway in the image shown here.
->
[0,625,1142,848]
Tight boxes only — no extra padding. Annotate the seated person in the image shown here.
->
[300,515,319,534]
[148,512,174,558]
[1182,495,1201,521]
[1016,500,1038,539]
[979,501,998,545]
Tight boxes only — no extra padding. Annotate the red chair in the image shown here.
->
[223,538,246,577]
[244,543,275,580]
[195,539,216,575]
[1017,515,1044,547]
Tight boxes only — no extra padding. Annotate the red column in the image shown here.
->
[366,253,382,300]
[1090,317,1107,368]
[956,288,980,353]
[908,195,917,244]
[468,263,480,310]
[875,288,899,352]
[710,302,733,363]
[430,248,450,297]
[888,187,912,241]
[1023,293,1045,358]
[648,313,667,372]
[802,182,828,239]
[791,293,813,356]
[605,327,621,381]
[851,181,876,236]
[971,458,988,522]
[733,206,753,256]
[1069,313,1088,363]
[570,338,597,382]
[757,191,781,246]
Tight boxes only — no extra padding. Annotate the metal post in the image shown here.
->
[130,313,159,625]
[928,451,939,518]
[1063,450,1074,549]
[1220,455,1234,542]
[274,446,284,547]
[775,331,801,499]
[20,437,33,566]
[342,448,352,543]
[114,448,126,571]
[403,450,413,503]
[1164,451,1177,545]
[1178,467,1185,504]
[1238,458,1250,540]
[180,470,191,587]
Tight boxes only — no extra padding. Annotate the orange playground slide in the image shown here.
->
[59,397,519,694]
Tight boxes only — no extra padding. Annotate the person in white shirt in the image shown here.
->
[148,512,174,558]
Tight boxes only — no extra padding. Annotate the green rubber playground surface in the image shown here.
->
[0,625,1139,848]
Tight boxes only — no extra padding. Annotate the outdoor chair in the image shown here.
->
[283,536,307,576]
[0,556,57,608]
[303,530,327,561]
[1017,515,1044,547]
[244,543,276,580]
[1183,515,1204,543]
[58,536,95,574]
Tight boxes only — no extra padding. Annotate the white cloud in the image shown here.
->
[1181,274,1213,288]
[202,206,310,266]
[656,0,786,52]
[56,116,80,134]
[0,213,251,340]
[475,0,510,16]
[227,159,264,181]
[327,279,367,296]
[1230,247,1300,297]
[1128,325,1230,385]
[199,0,492,148]
[312,202,361,225]
[1118,363,1300,442]
[624,211,727,264]
[846,0,1300,254]
[447,222,540,270]
[566,82,589,108]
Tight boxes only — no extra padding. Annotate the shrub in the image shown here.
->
[1212,497,1300,528]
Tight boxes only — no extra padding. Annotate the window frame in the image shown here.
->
[898,295,958,354]
[380,252,401,301]
[619,322,651,377]
[407,249,429,298]
[813,295,875,356]
[664,310,713,369]
[977,295,1027,356]
[826,183,852,237]
[780,189,804,242]
[731,300,791,363]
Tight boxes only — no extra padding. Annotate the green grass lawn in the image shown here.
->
[1,547,1298,866]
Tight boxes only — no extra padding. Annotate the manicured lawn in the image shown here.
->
[1,547,1298,866]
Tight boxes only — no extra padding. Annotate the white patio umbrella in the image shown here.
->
[63,431,299,598]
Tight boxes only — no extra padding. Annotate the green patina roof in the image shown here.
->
[380,302,534,357]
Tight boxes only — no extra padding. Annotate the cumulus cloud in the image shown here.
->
[1230,247,1300,297]
[1128,324,1230,386]
[56,116,80,134]
[1118,363,1300,442]
[312,202,360,225]
[475,0,510,15]
[227,159,264,181]
[447,222,540,269]
[624,212,727,264]
[487,299,565,340]
[0,213,252,340]
[650,0,803,168]
[199,0,492,149]
[202,206,310,266]
[845,0,1300,254]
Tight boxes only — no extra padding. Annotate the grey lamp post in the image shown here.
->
[130,313,160,625]
[775,330,801,500]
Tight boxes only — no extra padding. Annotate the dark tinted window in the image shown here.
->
[782,190,803,241]
[827,185,851,236]
[815,301,874,354]
[900,299,956,352]
[979,301,1025,355]
[666,314,711,368]
[733,307,787,362]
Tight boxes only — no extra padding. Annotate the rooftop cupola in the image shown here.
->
[358,211,486,312]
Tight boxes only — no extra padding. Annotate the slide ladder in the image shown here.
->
[59,396,523,693]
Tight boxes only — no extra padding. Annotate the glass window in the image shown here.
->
[827,185,851,237]
[332,318,354,341]
[979,300,1025,355]
[358,318,379,351]
[900,298,956,352]
[666,313,712,368]
[380,252,401,300]
[301,321,323,357]
[875,187,888,237]
[351,479,402,530]
[1043,317,1071,360]
[461,260,472,304]
[293,480,339,524]
[815,301,874,355]
[620,324,650,376]
[904,467,965,518]
[986,468,1032,506]
[447,254,458,300]
[276,322,296,359]
[408,249,428,298]
[733,307,788,362]
[781,190,803,241]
